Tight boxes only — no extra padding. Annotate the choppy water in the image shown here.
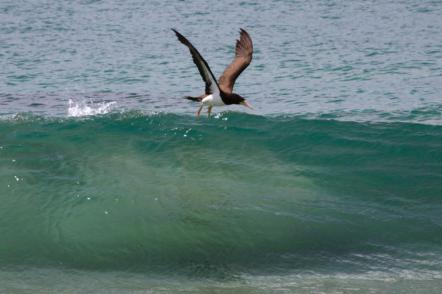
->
[1,0,442,293]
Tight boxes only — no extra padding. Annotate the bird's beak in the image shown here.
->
[241,100,254,110]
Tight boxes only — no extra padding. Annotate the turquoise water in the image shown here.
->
[1,0,442,293]
[2,113,442,293]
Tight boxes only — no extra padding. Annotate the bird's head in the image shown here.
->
[230,93,254,109]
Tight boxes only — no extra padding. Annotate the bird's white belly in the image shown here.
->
[202,93,224,106]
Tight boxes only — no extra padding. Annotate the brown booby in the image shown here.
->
[172,29,254,117]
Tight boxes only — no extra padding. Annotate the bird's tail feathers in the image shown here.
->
[184,96,203,102]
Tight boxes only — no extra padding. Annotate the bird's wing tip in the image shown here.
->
[171,28,182,37]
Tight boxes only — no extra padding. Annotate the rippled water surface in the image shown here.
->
[1,0,441,120]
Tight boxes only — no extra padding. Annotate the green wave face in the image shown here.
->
[1,113,442,271]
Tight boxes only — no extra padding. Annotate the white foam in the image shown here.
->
[67,99,116,117]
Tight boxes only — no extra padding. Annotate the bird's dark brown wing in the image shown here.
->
[218,29,253,94]
[172,29,219,95]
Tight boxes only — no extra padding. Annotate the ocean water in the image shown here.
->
[1,0,442,293]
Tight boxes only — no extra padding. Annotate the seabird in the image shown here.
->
[172,28,254,117]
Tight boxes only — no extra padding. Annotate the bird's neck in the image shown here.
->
[220,91,239,105]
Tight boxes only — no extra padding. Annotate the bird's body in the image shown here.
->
[172,28,254,116]
[202,93,224,107]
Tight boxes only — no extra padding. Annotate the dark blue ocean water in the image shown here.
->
[1,0,442,293]
[1,0,442,121]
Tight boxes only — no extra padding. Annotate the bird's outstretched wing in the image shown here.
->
[172,29,219,95]
[218,29,253,94]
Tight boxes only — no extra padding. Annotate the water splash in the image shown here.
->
[68,99,116,117]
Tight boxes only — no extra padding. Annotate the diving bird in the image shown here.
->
[172,28,254,117]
